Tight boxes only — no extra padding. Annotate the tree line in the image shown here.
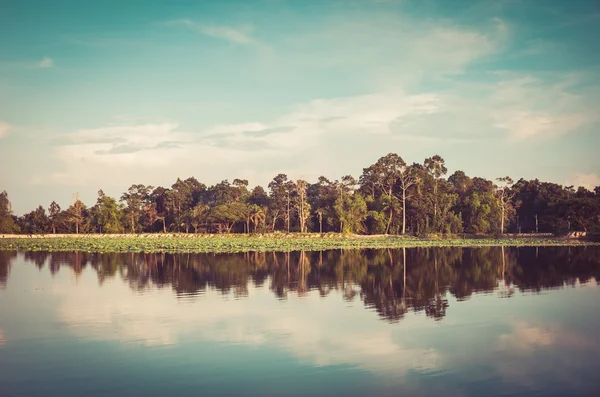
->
[1,153,599,235]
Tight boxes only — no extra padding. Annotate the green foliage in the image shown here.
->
[0,191,20,233]
[0,235,596,254]
[93,192,124,233]
[4,152,600,238]
[334,193,367,234]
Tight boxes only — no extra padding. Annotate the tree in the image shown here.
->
[248,204,266,233]
[496,177,517,234]
[294,180,311,233]
[398,164,417,235]
[67,199,86,234]
[19,205,50,234]
[93,190,124,233]
[316,208,324,234]
[424,155,447,222]
[363,154,405,234]
[189,203,209,233]
[463,178,499,234]
[335,193,367,234]
[150,186,170,233]
[268,174,291,232]
[121,184,153,233]
[49,201,61,234]
[0,191,20,233]
[208,202,248,233]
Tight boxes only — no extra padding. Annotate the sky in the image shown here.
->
[1,0,599,214]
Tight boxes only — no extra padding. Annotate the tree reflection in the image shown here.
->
[9,246,600,322]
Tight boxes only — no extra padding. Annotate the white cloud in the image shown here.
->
[497,320,598,355]
[568,173,600,190]
[276,14,505,87]
[488,74,596,140]
[36,70,598,192]
[0,122,10,139]
[38,57,53,68]
[168,19,265,49]
[497,321,555,353]
[34,90,450,189]
[494,320,600,388]
[200,25,254,45]
[55,271,440,374]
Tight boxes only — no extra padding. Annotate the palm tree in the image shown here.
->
[249,205,266,233]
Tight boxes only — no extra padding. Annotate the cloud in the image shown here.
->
[95,143,147,155]
[497,320,598,355]
[0,122,10,139]
[38,57,53,68]
[36,70,598,191]
[494,320,600,388]
[242,126,295,137]
[275,15,506,86]
[55,272,440,375]
[498,321,555,353]
[168,19,266,49]
[568,173,600,190]
[0,328,4,346]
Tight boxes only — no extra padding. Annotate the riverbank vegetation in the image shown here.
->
[1,153,599,237]
[0,234,597,254]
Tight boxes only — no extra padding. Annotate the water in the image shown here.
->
[1,247,599,397]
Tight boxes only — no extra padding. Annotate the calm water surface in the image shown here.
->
[1,247,599,397]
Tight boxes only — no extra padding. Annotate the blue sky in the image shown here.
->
[1,0,599,214]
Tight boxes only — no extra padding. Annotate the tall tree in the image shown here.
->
[268,174,290,231]
[496,177,517,234]
[335,192,368,234]
[424,155,447,225]
[398,164,417,235]
[294,180,311,233]
[93,190,124,233]
[121,184,153,233]
[66,199,86,234]
[49,201,61,234]
[0,191,19,233]
[19,205,50,234]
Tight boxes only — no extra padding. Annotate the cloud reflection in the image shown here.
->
[55,271,439,374]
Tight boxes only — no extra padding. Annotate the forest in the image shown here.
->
[1,153,599,236]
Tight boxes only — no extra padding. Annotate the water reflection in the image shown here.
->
[1,247,599,396]
[2,247,599,323]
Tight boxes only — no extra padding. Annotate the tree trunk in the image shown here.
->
[131,212,135,234]
[500,204,505,234]
[402,190,407,235]
[386,208,393,235]
[162,217,166,233]
[287,195,290,233]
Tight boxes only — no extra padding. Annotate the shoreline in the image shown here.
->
[0,233,597,253]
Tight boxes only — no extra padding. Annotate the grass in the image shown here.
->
[0,233,597,253]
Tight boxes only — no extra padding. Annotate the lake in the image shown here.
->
[1,247,599,396]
